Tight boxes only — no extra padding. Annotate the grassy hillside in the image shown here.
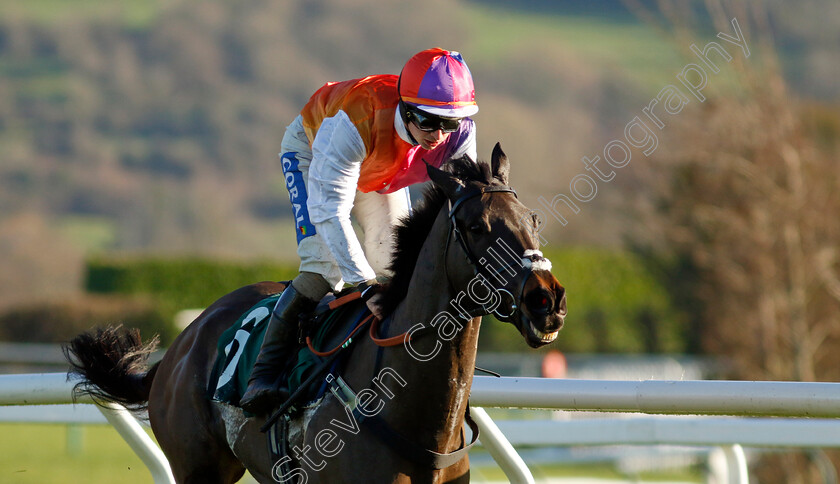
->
[0,0,163,26]
[0,0,667,309]
[0,0,835,340]
[465,4,681,89]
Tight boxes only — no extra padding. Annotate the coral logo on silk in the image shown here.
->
[281,152,316,243]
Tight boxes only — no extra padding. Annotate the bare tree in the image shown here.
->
[628,2,840,481]
[629,0,840,382]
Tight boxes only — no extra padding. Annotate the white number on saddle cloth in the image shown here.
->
[216,306,270,391]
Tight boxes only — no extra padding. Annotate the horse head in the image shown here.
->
[427,143,567,348]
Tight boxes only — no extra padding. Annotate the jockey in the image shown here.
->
[240,48,480,413]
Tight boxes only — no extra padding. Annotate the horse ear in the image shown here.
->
[427,162,465,197]
[491,142,510,184]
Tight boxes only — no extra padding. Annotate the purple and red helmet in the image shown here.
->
[398,48,478,118]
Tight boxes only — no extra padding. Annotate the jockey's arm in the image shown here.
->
[307,110,377,286]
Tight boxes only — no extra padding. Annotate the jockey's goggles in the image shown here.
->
[405,106,462,133]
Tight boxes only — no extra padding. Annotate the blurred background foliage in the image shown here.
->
[84,256,297,316]
[0,0,838,372]
[478,246,686,355]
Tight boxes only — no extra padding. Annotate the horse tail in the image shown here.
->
[63,325,160,412]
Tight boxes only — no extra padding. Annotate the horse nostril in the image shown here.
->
[556,290,567,316]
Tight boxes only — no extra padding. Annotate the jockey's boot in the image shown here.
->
[239,283,318,415]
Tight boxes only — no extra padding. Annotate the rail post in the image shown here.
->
[471,406,535,484]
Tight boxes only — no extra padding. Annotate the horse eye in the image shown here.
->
[468,223,485,235]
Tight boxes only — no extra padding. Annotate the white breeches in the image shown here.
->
[279,116,410,291]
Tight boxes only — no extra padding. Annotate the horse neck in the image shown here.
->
[377,207,481,452]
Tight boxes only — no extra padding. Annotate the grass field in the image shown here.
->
[0,422,703,484]
[0,423,155,484]
[0,422,261,483]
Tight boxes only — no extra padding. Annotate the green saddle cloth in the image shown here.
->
[208,293,363,406]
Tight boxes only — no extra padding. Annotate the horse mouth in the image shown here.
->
[530,321,559,342]
[524,319,561,347]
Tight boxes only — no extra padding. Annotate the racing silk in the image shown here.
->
[300,75,476,193]
[296,74,476,285]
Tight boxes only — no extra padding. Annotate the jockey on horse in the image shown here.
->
[240,48,481,415]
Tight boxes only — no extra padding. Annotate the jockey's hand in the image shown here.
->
[366,294,386,320]
[359,279,385,320]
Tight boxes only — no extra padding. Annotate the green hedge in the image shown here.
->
[0,257,297,345]
[0,295,174,345]
[85,256,298,318]
[84,250,686,354]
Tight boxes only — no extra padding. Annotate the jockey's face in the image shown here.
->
[407,120,451,151]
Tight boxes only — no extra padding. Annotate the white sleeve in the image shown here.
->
[307,110,377,285]
[450,120,477,162]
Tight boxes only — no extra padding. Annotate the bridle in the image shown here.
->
[443,183,549,322]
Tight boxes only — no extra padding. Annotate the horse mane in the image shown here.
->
[380,156,497,315]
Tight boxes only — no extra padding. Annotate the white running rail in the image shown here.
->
[469,376,840,417]
[0,372,175,484]
[3,373,840,484]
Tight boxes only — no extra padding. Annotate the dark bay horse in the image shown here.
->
[65,143,566,484]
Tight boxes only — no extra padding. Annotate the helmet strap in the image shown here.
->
[397,100,420,146]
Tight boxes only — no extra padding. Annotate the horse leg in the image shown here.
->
[150,392,246,483]
[156,422,245,484]
[158,283,292,483]
[150,367,247,484]
[149,314,249,483]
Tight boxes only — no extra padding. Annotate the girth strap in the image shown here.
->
[353,404,480,469]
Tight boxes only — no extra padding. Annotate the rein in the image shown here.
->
[307,290,426,352]
[307,312,422,354]
[306,313,373,357]
[369,316,418,347]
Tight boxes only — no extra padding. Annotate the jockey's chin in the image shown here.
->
[407,122,450,150]
[418,134,448,150]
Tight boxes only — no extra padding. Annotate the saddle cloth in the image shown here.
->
[208,290,368,407]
